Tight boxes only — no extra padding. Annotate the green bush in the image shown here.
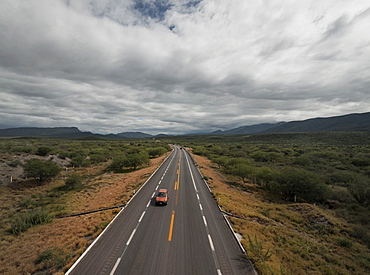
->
[10,208,52,235]
[107,155,126,173]
[347,175,370,206]
[10,146,36,154]
[24,159,61,184]
[336,237,353,248]
[229,163,256,183]
[351,225,370,248]
[276,168,329,202]
[146,147,168,158]
[37,146,52,156]
[65,174,83,190]
[35,247,69,269]
[246,235,272,263]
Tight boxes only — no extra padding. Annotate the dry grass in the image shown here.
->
[0,153,169,275]
[192,153,370,275]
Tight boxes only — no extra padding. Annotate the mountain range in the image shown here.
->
[212,112,370,135]
[0,127,153,139]
[0,112,369,138]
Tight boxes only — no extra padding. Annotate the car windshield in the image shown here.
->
[158,192,166,197]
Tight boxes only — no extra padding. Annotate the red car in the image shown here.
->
[155,189,169,205]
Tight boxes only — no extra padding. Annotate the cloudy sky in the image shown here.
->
[1,0,369,135]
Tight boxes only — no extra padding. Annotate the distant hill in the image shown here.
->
[116,132,153,138]
[211,122,285,135]
[0,127,153,139]
[0,127,92,138]
[262,112,370,133]
[208,112,370,135]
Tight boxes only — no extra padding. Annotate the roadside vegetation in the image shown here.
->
[0,137,170,274]
[163,132,370,274]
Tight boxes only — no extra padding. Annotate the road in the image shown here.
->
[66,146,256,275]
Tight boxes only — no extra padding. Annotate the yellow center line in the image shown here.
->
[174,159,181,190]
[168,211,175,241]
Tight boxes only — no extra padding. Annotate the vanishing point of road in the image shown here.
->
[66,146,257,275]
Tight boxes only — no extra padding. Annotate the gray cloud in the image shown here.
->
[0,0,370,135]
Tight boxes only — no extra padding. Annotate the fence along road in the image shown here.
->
[66,146,256,275]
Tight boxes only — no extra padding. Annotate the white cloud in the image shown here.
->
[0,0,369,135]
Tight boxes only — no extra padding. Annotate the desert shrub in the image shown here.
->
[351,225,370,248]
[292,156,312,167]
[355,254,370,270]
[124,151,150,170]
[108,155,126,172]
[35,247,69,269]
[10,146,36,154]
[250,151,270,162]
[65,173,83,190]
[325,171,359,186]
[8,159,22,167]
[10,208,52,235]
[211,156,230,168]
[18,197,37,209]
[24,159,61,183]
[229,163,256,183]
[255,167,279,189]
[192,145,206,156]
[336,237,353,248]
[351,157,370,167]
[70,155,85,167]
[36,146,52,156]
[276,168,329,202]
[146,147,168,158]
[246,235,272,263]
[108,151,150,172]
[88,148,110,164]
[347,175,370,206]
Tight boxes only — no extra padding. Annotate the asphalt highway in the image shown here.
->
[66,146,256,275]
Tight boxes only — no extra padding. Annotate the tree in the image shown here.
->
[70,154,84,167]
[230,163,256,183]
[255,167,279,189]
[124,152,150,170]
[108,155,126,173]
[146,147,167,158]
[347,175,370,206]
[276,168,328,202]
[24,159,61,184]
[212,156,230,169]
[65,173,83,190]
[36,147,52,156]
[108,152,150,172]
